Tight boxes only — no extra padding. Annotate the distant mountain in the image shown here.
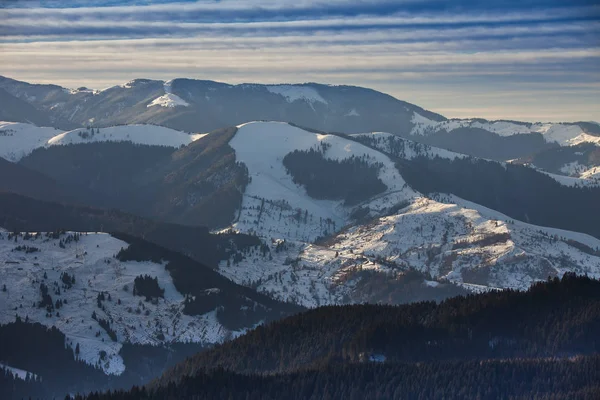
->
[511,142,600,182]
[0,88,52,127]
[403,115,600,161]
[1,75,599,179]
[1,76,600,399]
[0,75,444,134]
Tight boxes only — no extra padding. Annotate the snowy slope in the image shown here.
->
[147,93,189,108]
[218,195,600,307]
[229,122,417,242]
[410,112,600,147]
[0,121,63,162]
[0,121,206,161]
[352,131,467,160]
[147,80,189,108]
[537,170,600,187]
[0,363,40,381]
[0,231,243,375]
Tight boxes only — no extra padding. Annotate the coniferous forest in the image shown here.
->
[63,274,600,400]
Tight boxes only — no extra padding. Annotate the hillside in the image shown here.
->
[0,230,301,397]
[74,357,600,400]
[83,274,599,400]
[229,122,416,242]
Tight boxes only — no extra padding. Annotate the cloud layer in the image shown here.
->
[1,0,599,121]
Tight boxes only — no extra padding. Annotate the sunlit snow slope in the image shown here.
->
[229,122,417,242]
[218,195,600,307]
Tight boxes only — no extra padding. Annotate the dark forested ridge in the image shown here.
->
[397,156,600,239]
[20,141,174,199]
[16,127,249,229]
[75,357,600,400]
[157,274,600,381]
[0,192,259,268]
[72,275,600,400]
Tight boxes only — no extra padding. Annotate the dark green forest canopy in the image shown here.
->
[76,274,600,400]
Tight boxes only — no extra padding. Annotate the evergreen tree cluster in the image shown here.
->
[133,275,165,301]
[282,147,387,205]
[0,317,107,399]
[13,245,39,253]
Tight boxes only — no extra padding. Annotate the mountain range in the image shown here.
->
[0,75,599,398]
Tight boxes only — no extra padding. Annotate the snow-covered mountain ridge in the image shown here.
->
[0,121,204,162]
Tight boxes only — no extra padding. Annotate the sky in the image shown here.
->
[0,0,599,122]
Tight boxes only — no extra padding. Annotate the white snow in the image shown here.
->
[48,125,196,148]
[229,122,416,242]
[266,85,328,105]
[0,231,243,375]
[556,162,600,183]
[219,194,600,307]
[537,170,600,188]
[0,363,40,381]
[147,93,189,108]
[147,80,190,108]
[581,166,600,180]
[0,121,63,162]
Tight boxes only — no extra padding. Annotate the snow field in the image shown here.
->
[0,232,242,375]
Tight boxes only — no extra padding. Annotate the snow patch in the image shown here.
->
[0,363,40,381]
[266,85,327,105]
[147,93,189,108]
